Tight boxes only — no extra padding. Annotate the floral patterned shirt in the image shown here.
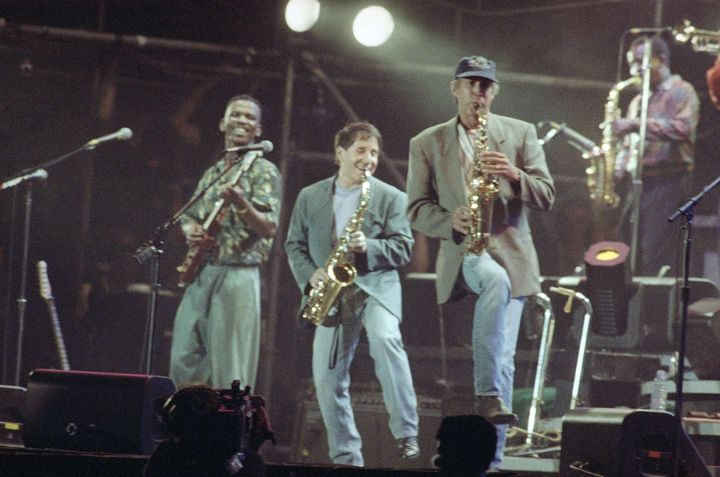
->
[620,74,699,176]
[181,152,281,266]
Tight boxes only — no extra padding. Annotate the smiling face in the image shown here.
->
[219,99,262,149]
[452,77,497,129]
[336,134,379,187]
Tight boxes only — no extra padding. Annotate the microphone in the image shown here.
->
[1,169,48,190]
[225,140,274,154]
[546,121,600,155]
[628,26,672,34]
[84,127,133,150]
[537,123,560,146]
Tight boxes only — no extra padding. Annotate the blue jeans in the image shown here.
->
[312,294,418,466]
[459,253,525,466]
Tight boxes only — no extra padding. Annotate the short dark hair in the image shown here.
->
[630,35,671,65]
[435,415,497,475]
[161,385,222,439]
[334,121,383,153]
[226,94,263,113]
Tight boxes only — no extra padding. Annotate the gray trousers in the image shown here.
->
[169,265,261,389]
[637,173,692,276]
[312,293,419,466]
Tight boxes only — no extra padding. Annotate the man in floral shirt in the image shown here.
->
[169,94,281,390]
[613,35,699,275]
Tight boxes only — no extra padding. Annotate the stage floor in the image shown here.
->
[0,445,558,476]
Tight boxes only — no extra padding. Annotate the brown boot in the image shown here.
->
[474,395,518,425]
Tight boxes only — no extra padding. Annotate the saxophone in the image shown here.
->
[466,107,500,255]
[301,169,372,325]
[590,76,640,208]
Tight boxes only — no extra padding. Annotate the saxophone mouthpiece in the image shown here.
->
[357,165,372,176]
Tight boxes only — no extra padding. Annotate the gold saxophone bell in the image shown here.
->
[328,262,356,285]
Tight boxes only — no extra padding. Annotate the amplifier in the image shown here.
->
[560,407,712,477]
[291,383,441,469]
[0,385,26,447]
[24,369,175,455]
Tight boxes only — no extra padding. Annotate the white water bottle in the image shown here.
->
[650,369,668,411]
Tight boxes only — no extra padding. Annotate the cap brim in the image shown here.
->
[455,71,497,82]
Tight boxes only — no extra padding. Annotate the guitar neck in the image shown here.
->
[44,297,70,371]
[201,153,259,231]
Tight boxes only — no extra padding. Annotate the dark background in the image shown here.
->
[1,0,719,464]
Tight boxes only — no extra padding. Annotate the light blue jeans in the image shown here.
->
[312,294,419,466]
[459,253,525,467]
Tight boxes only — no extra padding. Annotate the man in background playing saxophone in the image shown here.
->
[612,35,699,276]
[406,56,555,468]
[285,122,420,465]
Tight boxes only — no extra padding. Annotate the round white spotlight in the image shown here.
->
[353,6,394,47]
[285,0,321,33]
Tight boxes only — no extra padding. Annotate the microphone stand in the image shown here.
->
[628,37,653,275]
[133,151,242,374]
[2,141,98,386]
[11,179,36,386]
[2,134,132,384]
[2,144,101,386]
[667,175,720,477]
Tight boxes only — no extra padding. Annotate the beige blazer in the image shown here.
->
[406,115,555,303]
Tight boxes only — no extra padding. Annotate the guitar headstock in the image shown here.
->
[37,260,53,301]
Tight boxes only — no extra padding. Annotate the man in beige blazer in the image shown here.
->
[406,56,555,467]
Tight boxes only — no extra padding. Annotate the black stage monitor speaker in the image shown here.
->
[24,369,175,455]
[561,407,712,477]
[687,297,720,379]
[560,407,632,477]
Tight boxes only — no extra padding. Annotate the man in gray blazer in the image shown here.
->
[406,56,555,467]
[286,122,419,466]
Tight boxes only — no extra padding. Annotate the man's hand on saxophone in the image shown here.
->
[309,231,367,288]
[453,206,471,235]
[611,117,639,136]
[309,267,330,289]
[346,230,367,253]
[480,150,520,182]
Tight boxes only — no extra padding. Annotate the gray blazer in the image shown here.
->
[285,175,414,319]
[406,115,555,303]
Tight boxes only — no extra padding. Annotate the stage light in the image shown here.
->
[584,241,631,337]
[285,0,321,33]
[352,6,394,47]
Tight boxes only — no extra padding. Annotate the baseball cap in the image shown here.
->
[454,56,498,83]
